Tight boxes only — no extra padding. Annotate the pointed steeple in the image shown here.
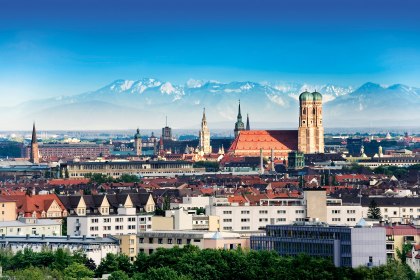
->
[30,122,39,164]
[202,108,207,125]
[31,122,37,144]
[237,100,242,121]
[246,114,250,130]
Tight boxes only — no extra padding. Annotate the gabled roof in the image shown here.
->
[2,194,66,218]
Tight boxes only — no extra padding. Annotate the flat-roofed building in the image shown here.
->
[250,223,386,268]
[0,217,61,236]
[137,230,249,255]
[61,160,204,178]
[0,235,119,265]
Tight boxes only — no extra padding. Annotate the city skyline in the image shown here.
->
[1,0,420,106]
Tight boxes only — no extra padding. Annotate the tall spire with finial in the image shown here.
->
[237,99,242,121]
[246,114,250,130]
[234,100,245,138]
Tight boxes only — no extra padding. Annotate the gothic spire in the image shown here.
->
[237,100,242,120]
[246,114,250,130]
[31,122,37,144]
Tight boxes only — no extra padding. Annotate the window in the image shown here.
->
[104,218,111,223]
[223,227,232,230]
[115,225,123,230]
[277,210,286,214]
[139,238,144,244]
[177,239,182,245]
[332,218,341,222]
[223,211,232,215]
[91,218,98,223]
[241,210,250,214]
[115,218,123,222]
[331,210,340,214]
[259,210,268,214]
[193,239,200,242]
[347,218,356,222]
[277,218,286,222]
[259,218,268,222]
[241,226,250,230]
[295,210,305,214]
[128,225,136,230]
[168,239,173,244]
[347,210,356,214]
[158,238,163,244]
[223,219,232,222]
[89,226,98,231]
[148,238,153,243]
[241,218,250,222]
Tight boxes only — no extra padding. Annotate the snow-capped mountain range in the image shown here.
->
[0,78,419,130]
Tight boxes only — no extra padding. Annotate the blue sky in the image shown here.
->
[0,0,420,105]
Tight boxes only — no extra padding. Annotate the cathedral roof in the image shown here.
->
[228,130,298,154]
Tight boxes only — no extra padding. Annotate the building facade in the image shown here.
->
[250,224,386,267]
[0,217,61,236]
[61,160,204,178]
[0,235,119,265]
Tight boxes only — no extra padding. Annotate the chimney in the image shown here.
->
[67,235,70,240]
[82,235,86,240]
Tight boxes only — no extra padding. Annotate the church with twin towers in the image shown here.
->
[228,90,324,158]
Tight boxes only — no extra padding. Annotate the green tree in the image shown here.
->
[63,262,94,280]
[397,243,413,264]
[367,199,382,219]
[108,270,130,280]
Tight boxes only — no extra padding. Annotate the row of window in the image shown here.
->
[222,210,304,215]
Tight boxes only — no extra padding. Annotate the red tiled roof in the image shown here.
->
[48,179,90,185]
[414,244,420,251]
[1,194,66,218]
[386,225,418,236]
[228,130,298,157]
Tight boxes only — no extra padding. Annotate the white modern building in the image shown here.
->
[0,235,119,265]
[0,217,61,236]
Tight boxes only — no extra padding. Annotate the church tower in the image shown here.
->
[30,122,39,164]
[198,108,211,154]
[298,91,324,154]
[134,128,142,156]
[234,100,245,138]
[246,113,250,130]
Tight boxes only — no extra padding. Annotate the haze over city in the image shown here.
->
[0,0,419,131]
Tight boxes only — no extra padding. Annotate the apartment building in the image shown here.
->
[0,235,119,265]
[206,189,364,232]
[152,209,219,231]
[0,217,61,236]
[251,223,386,268]
[137,231,249,255]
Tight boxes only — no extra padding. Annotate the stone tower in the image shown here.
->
[134,128,142,156]
[30,122,39,164]
[198,108,211,154]
[298,91,324,154]
[234,100,245,138]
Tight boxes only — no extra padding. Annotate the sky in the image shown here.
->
[0,0,420,105]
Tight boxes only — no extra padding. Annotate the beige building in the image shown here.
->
[137,231,249,255]
[116,234,138,262]
[0,199,17,222]
[304,188,327,222]
[152,209,220,231]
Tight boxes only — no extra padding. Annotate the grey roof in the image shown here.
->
[0,219,61,227]
[0,235,119,245]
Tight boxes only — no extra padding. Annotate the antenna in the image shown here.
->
[165,116,168,127]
